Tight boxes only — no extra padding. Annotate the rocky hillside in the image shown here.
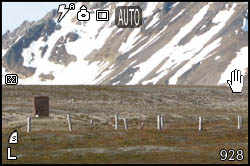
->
[2,2,248,86]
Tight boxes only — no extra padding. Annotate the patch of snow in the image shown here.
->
[142,80,153,85]
[116,28,123,33]
[102,2,112,9]
[171,2,180,8]
[145,13,160,30]
[170,9,185,23]
[128,25,168,59]
[112,81,120,85]
[212,3,237,24]
[217,47,248,85]
[2,49,7,57]
[143,2,159,18]
[215,56,221,60]
[116,2,127,7]
[22,38,44,68]
[242,18,248,32]
[108,64,114,70]
[119,28,141,54]
[200,24,206,30]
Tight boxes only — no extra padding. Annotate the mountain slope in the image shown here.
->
[2,2,248,86]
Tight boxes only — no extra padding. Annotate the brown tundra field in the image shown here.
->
[2,85,248,164]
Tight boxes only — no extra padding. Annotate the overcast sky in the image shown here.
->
[2,2,70,34]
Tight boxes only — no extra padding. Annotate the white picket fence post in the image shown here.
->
[115,114,119,130]
[123,118,128,130]
[238,115,242,130]
[139,122,144,130]
[199,116,202,131]
[27,116,31,133]
[67,114,72,132]
[157,115,161,130]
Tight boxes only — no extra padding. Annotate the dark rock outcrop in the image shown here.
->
[39,73,55,81]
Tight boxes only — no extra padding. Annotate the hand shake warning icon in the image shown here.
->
[227,69,243,93]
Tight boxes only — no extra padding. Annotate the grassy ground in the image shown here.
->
[2,85,248,164]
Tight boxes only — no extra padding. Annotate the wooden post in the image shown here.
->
[238,115,242,130]
[160,116,164,129]
[199,116,202,131]
[139,122,144,130]
[67,114,72,132]
[27,116,31,133]
[115,114,119,130]
[157,115,161,130]
[123,118,128,130]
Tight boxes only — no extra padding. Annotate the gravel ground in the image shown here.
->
[2,85,248,129]
[2,85,248,164]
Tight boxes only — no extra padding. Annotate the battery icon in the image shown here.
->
[96,10,109,21]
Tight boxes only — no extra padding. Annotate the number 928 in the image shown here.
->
[220,149,244,161]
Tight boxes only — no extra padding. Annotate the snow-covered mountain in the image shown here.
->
[2,2,248,86]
